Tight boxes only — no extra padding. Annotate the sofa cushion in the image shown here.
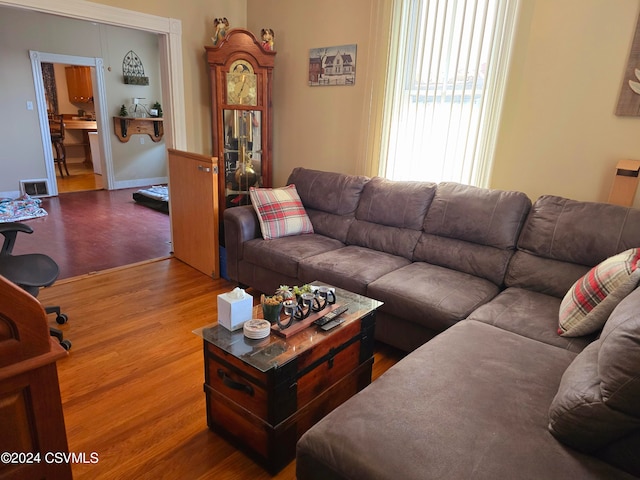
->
[243,234,345,279]
[468,287,593,352]
[507,196,640,296]
[368,262,500,333]
[506,251,590,298]
[287,167,369,216]
[549,287,640,456]
[249,185,313,240]
[518,195,640,266]
[287,168,370,243]
[548,341,640,453]
[354,177,435,229]
[415,182,531,284]
[298,245,411,295]
[423,182,531,249]
[297,321,631,480]
[599,286,640,416]
[346,177,436,259]
[558,249,640,337]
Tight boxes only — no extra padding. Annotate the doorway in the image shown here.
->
[42,61,104,194]
[31,51,112,197]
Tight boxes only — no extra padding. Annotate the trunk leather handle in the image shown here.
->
[217,369,254,396]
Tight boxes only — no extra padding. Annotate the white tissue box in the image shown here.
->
[217,288,253,331]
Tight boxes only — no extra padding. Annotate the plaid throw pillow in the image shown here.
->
[558,248,640,337]
[249,185,314,240]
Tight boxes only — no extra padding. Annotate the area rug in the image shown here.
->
[0,195,48,223]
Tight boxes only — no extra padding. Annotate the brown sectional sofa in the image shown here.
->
[223,168,640,478]
[225,167,533,351]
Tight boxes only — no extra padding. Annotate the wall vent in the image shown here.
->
[20,179,50,198]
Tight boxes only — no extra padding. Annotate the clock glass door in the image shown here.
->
[223,109,262,208]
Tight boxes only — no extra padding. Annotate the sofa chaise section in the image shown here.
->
[296,318,637,480]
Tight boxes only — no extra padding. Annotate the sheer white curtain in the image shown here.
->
[379,0,520,186]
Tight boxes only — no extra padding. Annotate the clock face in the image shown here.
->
[229,59,254,74]
[226,71,257,106]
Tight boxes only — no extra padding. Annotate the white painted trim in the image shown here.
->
[0,191,22,199]
[0,0,171,32]
[29,51,58,196]
[3,0,187,154]
[114,177,168,190]
[92,57,115,187]
[30,51,115,193]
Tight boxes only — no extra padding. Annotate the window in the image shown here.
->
[379,0,520,186]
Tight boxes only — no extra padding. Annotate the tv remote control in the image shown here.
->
[314,304,349,326]
[320,316,346,331]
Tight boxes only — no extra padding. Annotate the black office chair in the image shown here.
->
[0,222,71,350]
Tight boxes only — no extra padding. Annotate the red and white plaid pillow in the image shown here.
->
[558,248,640,337]
[249,184,314,240]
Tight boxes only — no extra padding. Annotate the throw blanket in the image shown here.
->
[0,195,48,223]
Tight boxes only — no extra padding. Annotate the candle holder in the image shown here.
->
[277,299,297,330]
[296,292,315,319]
[313,286,336,311]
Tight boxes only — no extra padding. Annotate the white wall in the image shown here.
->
[491,0,640,208]
[5,0,640,207]
[247,0,381,186]
[0,7,165,194]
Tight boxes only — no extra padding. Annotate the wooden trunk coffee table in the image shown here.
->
[194,285,383,474]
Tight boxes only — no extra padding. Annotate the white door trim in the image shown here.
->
[30,52,113,195]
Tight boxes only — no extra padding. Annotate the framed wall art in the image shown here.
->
[616,13,640,116]
[308,44,357,87]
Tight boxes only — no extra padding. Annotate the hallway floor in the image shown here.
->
[12,187,172,279]
[57,162,103,193]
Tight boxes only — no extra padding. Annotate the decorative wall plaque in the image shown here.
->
[616,14,640,116]
[122,50,149,85]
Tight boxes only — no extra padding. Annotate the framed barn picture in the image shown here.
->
[308,44,357,86]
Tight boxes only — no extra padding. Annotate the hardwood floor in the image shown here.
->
[38,258,405,479]
[57,162,103,193]
[12,186,171,279]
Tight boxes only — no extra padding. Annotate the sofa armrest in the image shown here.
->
[223,205,260,282]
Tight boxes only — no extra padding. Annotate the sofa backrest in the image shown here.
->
[346,177,437,259]
[414,182,532,285]
[287,167,370,243]
[506,195,640,297]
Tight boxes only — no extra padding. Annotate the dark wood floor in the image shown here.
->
[12,187,171,279]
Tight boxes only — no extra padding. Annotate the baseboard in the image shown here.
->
[113,177,168,190]
[0,190,22,199]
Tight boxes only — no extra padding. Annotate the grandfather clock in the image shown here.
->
[206,29,276,224]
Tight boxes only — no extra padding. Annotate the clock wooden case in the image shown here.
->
[206,29,276,219]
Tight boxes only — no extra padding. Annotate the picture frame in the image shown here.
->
[616,13,640,116]
[308,44,357,87]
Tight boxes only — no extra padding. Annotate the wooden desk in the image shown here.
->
[64,119,97,164]
[0,277,71,480]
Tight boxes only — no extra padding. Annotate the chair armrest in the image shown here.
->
[0,222,33,255]
[223,206,260,282]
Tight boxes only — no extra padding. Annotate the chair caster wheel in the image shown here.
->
[56,313,68,325]
[60,339,72,350]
